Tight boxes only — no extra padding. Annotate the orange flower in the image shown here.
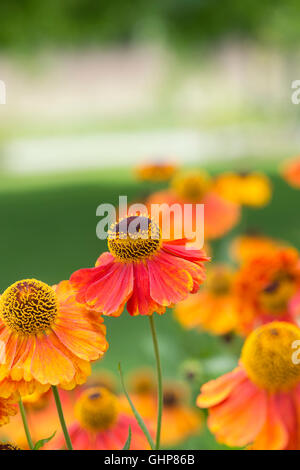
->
[50,387,151,450]
[234,247,300,334]
[0,388,75,449]
[197,322,300,450]
[0,396,17,427]
[0,279,108,397]
[147,170,240,240]
[120,370,202,447]
[134,161,178,182]
[281,156,300,188]
[70,215,209,317]
[174,265,238,335]
[230,232,284,265]
[214,171,272,207]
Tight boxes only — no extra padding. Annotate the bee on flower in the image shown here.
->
[70,215,209,317]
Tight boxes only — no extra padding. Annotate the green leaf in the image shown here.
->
[118,363,155,450]
[33,431,56,450]
[122,426,132,450]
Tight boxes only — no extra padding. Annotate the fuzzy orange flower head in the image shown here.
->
[281,156,300,188]
[230,231,284,265]
[147,170,240,241]
[214,171,272,207]
[0,396,17,427]
[70,215,209,317]
[197,322,300,449]
[51,386,151,450]
[0,279,108,397]
[0,443,22,450]
[120,370,202,447]
[175,264,237,335]
[234,247,300,335]
[134,160,178,182]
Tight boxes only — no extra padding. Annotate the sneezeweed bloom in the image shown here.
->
[121,370,202,447]
[147,170,240,240]
[0,443,22,450]
[70,215,209,316]
[134,161,178,182]
[0,396,17,427]
[214,171,272,207]
[175,265,238,335]
[51,387,151,450]
[281,156,300,188]
[197,322,300,450]
[229,232,284,265]
[0,279,108,397]
[234,247,300,335]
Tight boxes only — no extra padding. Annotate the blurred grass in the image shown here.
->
[0,162,298,449]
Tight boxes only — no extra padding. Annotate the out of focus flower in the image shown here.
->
[0,443,22,450]
[214,171,272,207]
[134,161,178,182]
[70,215,209,316]
[121,370,202,447]
[175,265,237,335]
[234,247,300,334]
[0,279,108,397]
[0,388,75,450]
[281,156,300,188]
[230,232,284,265]
[147,170,240,240]
[197,322,300,449]
[50,387,151,450]
[0,396,17,427]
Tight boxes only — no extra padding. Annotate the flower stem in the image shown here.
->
[51,386,73,450]
[19,399,34,450]
[149,315,163,450]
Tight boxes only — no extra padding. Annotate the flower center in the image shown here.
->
[108,215,161,261]
[241,322,300,392]
[172,171,211,202]
[0,279,58,335]
[0,443,21,450]
[75,387,119,432]
[206,267,233,296]
[259,273,296,315]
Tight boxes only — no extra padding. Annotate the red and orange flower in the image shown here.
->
[147,170,240,241]
[229,232,284,265]
[50,386,151,450]
[174,265,238,335]
[70,215,209,316]
[0,279,108,397]
[134,161,178,182]
[197,322,300,449]
[234,247,300,335]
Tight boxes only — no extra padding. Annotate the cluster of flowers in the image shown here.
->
[0,155,299,450]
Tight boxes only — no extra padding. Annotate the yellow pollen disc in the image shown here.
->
[259,274,296,315]
[172,170,211,202]
[0,279,58,335]
[129,370,156,395]
[0,443,22,450]
[108,215,161,261]
[206,267,233,296]
[241,322,300,392]
[75,387,119,432]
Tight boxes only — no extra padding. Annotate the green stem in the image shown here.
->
[19,399,34,450]
[149,315,163,450]
[51,386,73,450]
